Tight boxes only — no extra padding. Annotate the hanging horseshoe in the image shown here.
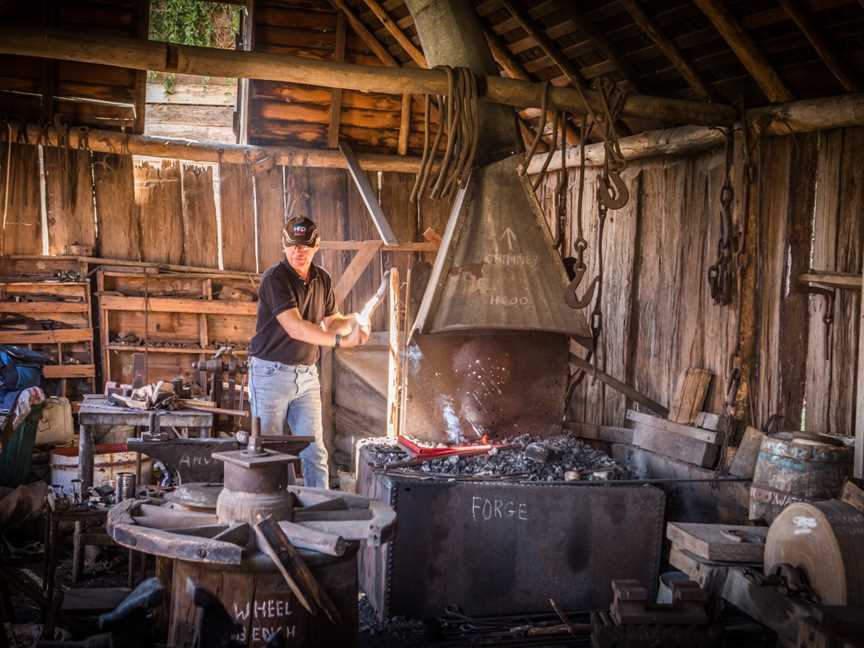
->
[597,172,629,210]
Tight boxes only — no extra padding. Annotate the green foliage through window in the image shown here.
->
[150,0,243,92]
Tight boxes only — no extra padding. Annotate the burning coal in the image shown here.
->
[365,434,628,482]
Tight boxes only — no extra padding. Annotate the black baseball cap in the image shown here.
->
[282,216,320,247]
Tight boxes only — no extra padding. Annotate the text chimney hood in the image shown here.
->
[405,0,591,341]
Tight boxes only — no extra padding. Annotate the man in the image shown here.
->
[249,216,369,488]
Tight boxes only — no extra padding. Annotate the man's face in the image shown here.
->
[284,240,320,272]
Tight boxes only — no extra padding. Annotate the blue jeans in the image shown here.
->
[248,356,329,489]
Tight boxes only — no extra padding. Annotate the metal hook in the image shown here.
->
[564,263,599,309]
[597,172,629,210]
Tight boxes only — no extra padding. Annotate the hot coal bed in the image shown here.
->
[356,434,666,621]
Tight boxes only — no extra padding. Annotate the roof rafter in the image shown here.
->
[694,0,794,103]
[482,27,579,145]
[328,0,412,155]
[360,0,426,68]
[555,2,641,93]
[619,0,717,102]
[778,0,861,92]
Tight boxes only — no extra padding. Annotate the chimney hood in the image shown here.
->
[405,0,591,342]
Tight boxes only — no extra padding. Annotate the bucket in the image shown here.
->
[749,433,852,523]
[50,444,152,497]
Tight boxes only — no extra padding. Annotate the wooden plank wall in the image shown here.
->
[0,144,42,256]
[0,0,147,132]
[538,131,861,437]
[248,1,430,154]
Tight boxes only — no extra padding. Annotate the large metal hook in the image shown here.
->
[564,263,598,309]
[597,172,629,210]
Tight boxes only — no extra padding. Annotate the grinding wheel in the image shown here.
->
[765,500,864,605]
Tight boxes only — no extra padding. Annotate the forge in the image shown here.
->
[355,0,665,621]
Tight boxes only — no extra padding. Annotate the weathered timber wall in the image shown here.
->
[537,130,861,437]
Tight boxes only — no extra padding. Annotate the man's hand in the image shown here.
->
[340,321,370,348]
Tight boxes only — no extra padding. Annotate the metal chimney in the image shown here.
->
[405,0,590,340]
[401,0,591,443]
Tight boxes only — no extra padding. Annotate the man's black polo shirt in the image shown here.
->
[250,261,337,365]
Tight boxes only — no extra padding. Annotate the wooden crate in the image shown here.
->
[96,270,258,385]
[0,276,96,398]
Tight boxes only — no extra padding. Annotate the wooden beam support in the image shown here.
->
[498,0,590,93]
[329,0,397,66]
[0,28,736,126]
[328,0,414,156]
[527,94,864,172]
[386,267,401,439]
[333,241,383,304]
[856,259,864,479]
[0,122,423,172]
[397,93,411,156]
[340,143,398,244]
[694,0,794,103]
[361,0,427,68]
[619,0,717,101]
[327,13,347,149]
[777,0,862,92]
[799,271,863,291]
[569,353,669,417]
[482,28,578,145]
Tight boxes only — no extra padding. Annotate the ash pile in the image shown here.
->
[365,434,629,481]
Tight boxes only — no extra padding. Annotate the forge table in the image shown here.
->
[77,395,213,491]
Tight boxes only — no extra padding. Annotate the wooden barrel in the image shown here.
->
[167,549,358,648]
[749,433,852,523]
[765,500,864,605]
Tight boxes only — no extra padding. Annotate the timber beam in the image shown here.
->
[527,93,864,173]
[0,28,736,127]
[694,0,794,103]
[0,122,424,172]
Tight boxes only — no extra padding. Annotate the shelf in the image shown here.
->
[43,364,96,379]
[0,301,89,313]
[98,295,257,316]
[0,281,88,287]
[108,345,249,356]
[0,328,94,344]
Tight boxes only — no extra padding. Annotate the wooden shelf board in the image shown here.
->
[0,301,89,313]
[43,364,96,379]
[108,345,249,355]
[0,328,94,344]
[98,295,257,316]
[0,281,89,287]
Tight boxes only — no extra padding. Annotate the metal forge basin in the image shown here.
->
[357,446,665,620]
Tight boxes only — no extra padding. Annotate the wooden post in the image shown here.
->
[326,13,346,149]
[856,261,864,479]
[386,268,401,439]
[320,347,335,484]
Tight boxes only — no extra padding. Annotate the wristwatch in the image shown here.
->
[334,333,342,348]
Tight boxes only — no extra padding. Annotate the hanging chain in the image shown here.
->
[565,78,629,392]
[708,129,736,306]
